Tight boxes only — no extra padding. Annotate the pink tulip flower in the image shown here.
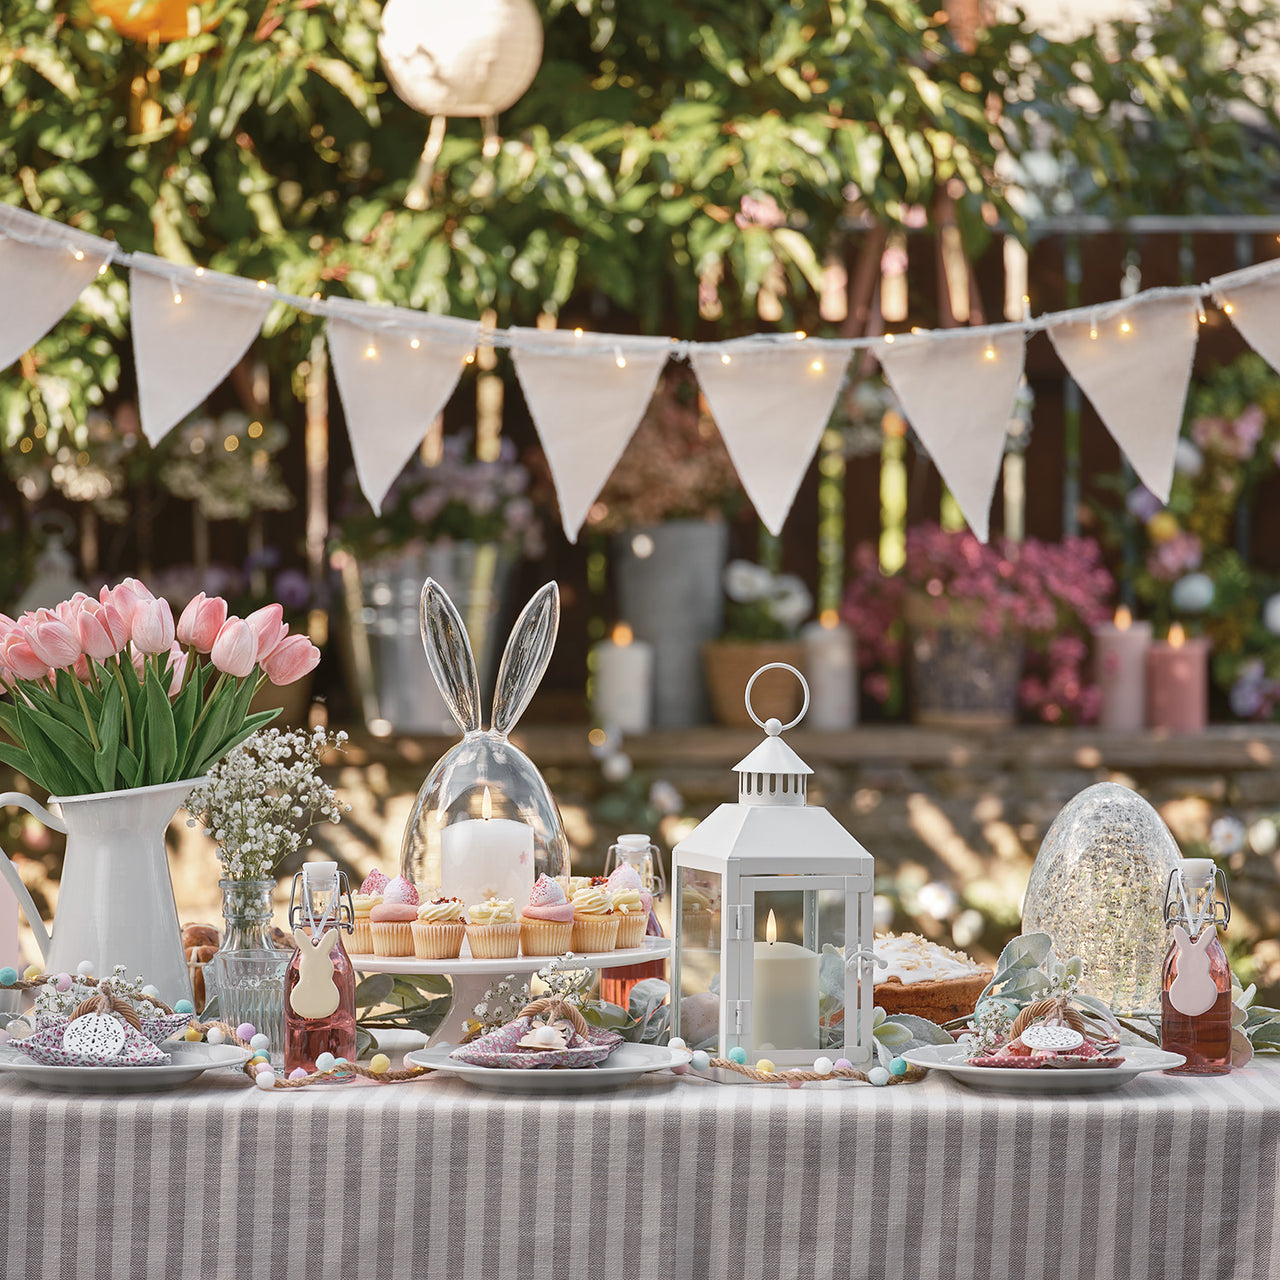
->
[262,634,321,686]
[23,616,82,670]
[176,593,228,652]
[245,603,288,663]
[72,654,92,684]
[210,618,258,679]
[2,633,52,681]
[76,605,124,663]
[131,597,176,656]
[101,578,155,630]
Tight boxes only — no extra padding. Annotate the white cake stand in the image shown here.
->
[348,938,671,1047]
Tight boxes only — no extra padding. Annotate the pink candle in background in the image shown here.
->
[1093,605,1152,732]
[1146,624,1209,733]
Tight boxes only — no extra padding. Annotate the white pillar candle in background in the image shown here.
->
[1093,606,1152,732]
[752,910,819,1051]
[439,787,535,910]
[591,623,654,734]
[802,610,857,730]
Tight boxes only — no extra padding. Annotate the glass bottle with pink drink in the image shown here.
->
[1160,857,1232,1076]
[285,861,357,1074]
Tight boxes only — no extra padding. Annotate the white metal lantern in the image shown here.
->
[670,664,877,1068]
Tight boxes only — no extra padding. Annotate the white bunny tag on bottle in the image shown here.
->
[289,928,341,1019]
[1168,925,1219,1017]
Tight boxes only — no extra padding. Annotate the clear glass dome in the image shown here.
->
[400,579,570,906]
[1021,781,1183,1016]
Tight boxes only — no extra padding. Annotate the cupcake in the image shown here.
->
[351,892,381,954]
[520,875,575,956]
[466,898,520,959]
[412,898,467,959]
[606,864,652,950]
[370,876,420,956]
[570,882,618,953]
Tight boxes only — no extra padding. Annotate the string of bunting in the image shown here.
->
[3,204,1280,543]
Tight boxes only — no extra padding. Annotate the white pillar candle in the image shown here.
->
[1093,606,1152,732]
[591,623,654,734]
[752,910,819,1051]
[802,611,857,730]
[440,787,535,909]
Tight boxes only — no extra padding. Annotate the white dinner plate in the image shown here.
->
[903,1043,1186,1094]
[405,1042,691,1094]
[0,1041,253,1094]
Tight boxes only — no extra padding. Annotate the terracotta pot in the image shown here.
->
[703,641,806,728]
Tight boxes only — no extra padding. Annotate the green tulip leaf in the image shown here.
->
[141,668,177,785]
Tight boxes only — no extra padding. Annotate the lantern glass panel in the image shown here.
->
[674,866,722,1051]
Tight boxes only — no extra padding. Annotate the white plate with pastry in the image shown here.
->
[406,1042,690,1093]
[903,1043,1185,1094]
[0,1041,252,1094]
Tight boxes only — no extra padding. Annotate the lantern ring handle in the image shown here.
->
[744,663,810,734]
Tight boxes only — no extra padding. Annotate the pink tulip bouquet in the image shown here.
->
[0,579,321,797]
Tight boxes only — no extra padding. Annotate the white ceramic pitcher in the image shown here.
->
[0,778,199,1005]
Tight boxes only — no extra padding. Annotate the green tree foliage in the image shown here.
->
[1,0,1279,453]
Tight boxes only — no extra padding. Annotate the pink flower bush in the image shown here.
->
[0,579,323,796]
[842,524,1114,725]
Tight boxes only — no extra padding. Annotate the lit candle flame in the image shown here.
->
[1115,605,1132,631]
[482,787,492,821]
[1169,623,1186,649]
[766,909,777,945]
[613,622,633,646]
[819,608,839,630]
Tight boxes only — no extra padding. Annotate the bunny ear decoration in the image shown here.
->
[492,582,560,737]
[421,579,484,734]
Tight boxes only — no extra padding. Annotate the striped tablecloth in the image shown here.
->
[1,1059,1278,1280]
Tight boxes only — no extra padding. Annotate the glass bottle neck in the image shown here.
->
[1167,877,1219,936]
[219,878,276,953]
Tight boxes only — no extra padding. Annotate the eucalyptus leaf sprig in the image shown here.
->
[0,579,320,796]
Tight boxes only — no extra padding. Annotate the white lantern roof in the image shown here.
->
[674,801,872,877]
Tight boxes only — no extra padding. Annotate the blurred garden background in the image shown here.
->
[3,0,1280,998]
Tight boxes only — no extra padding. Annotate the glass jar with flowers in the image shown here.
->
[703,560,813,727]
[332,434,543,734]
[843,524,1114,726]
[183,727,348,1050]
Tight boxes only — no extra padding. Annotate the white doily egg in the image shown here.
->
[1020,1024,1085,1052]
[62,1013,127,1058]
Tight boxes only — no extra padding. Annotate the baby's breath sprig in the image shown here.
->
[184,726,349,881]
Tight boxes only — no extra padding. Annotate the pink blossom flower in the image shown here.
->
[176,593,228,652]
[23,615,81,670]
[245,604,288,663]
[1,632,48,681]
[210,618,257,679]
[76,603,126,662]
[262,634,321,686]
[130,597,176,656]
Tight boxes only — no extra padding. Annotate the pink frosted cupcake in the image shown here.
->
[412,898,467,959]
[520,875,575,956]
[466,898,521,959]
[570,881,618,953]
[370,875,420,956]
[606,864,652,950]
[351,869,390,953]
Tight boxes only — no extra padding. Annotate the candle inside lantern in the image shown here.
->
[439,786,535,910]
[801,610,858,730]
[752,909,820,1051]
[591,622,654,734]
[1146,623,1210,733]
[1093,605,1153,732]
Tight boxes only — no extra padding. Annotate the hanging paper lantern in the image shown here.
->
[90,0,220,42]
[378,0,545,208]
[378,0,544,117]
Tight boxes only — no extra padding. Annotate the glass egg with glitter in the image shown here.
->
[400,579,569,907]
[1021,782,1182,1016]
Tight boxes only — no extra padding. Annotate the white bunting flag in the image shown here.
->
[511,329,671,542]
[327,304,481,512]
[131,257,275,445]
[689,338,854,536]
[1210,263,1280,379]
[879,329,1026,541]
[1047,294,1201,503]
[0,205,113,371]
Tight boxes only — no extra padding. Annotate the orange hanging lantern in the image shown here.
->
[90,0,219,43]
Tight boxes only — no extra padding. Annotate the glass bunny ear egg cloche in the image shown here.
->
[400,578,570,909]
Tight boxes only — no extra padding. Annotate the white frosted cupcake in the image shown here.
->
[466,898,520,959]
[570,882,618,953]
[412,897,467,959]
